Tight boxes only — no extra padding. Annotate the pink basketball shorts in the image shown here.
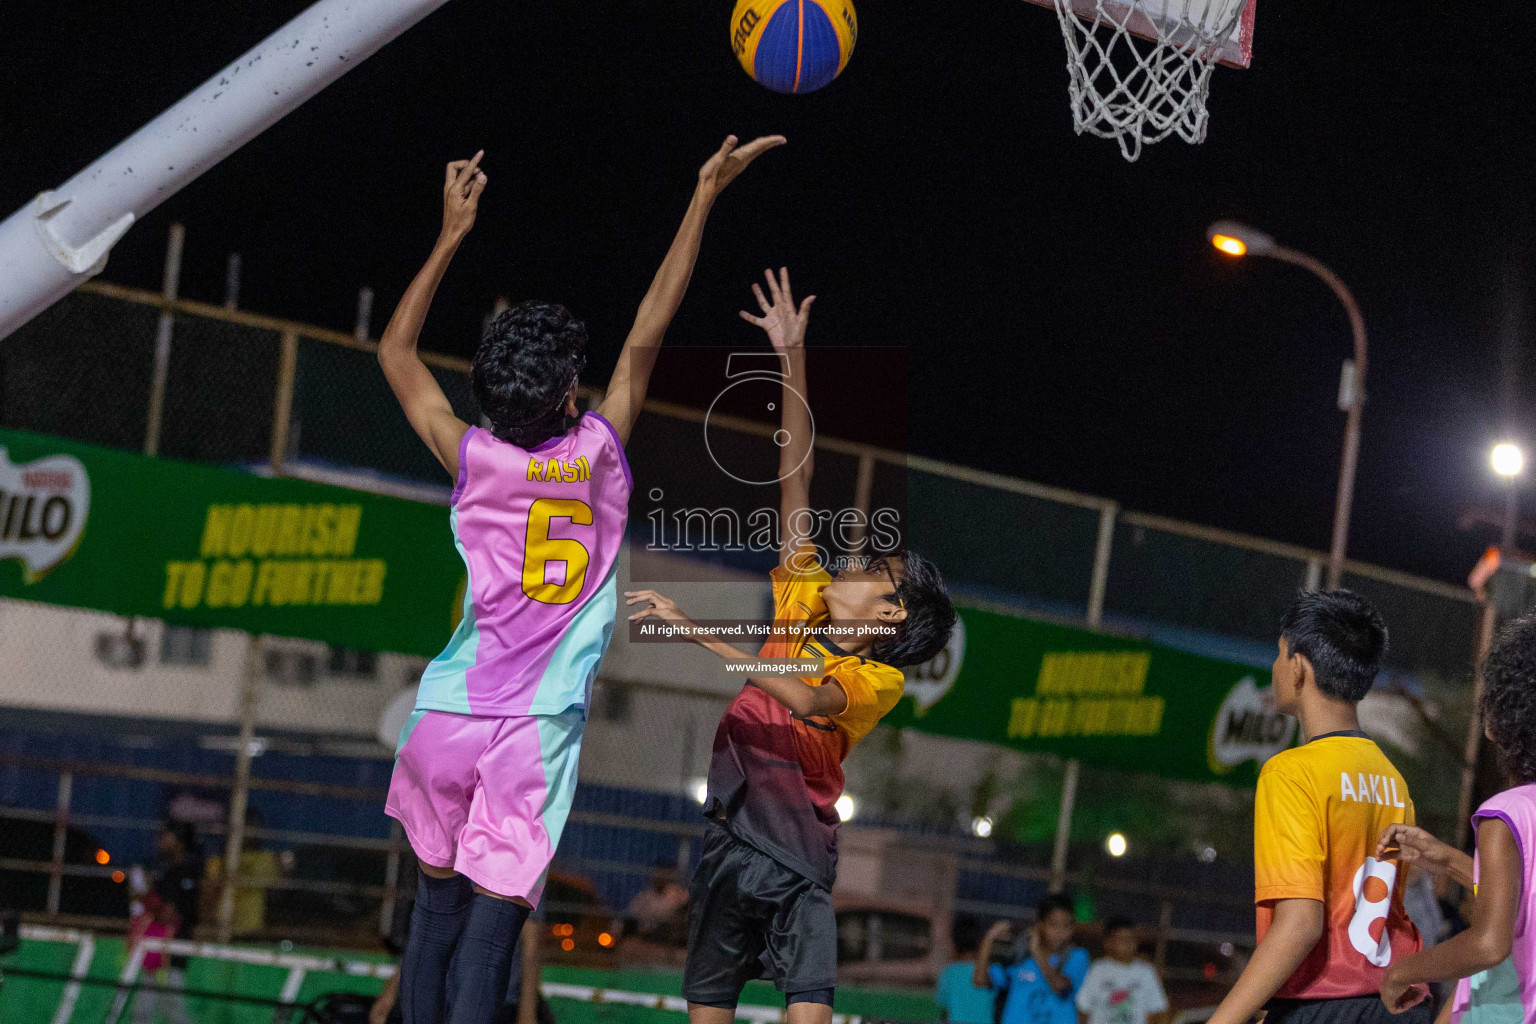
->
[385,708,584,907]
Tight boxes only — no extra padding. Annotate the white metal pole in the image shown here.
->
[355,286,375,340]
[1048,759,1080,894]
[1049,503,1116,893]
[0,0,456,340]
[144,222,184,457]
[224,252,243,310]
[45,772,73,917]
[217,634,264,943]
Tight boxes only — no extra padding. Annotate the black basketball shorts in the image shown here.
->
[1264,994,1435,1024]
[681,822,838,1007]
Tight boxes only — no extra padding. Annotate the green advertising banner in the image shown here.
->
[1,428,1293,786]
[0,429,463,658]
[891,605,1295,787]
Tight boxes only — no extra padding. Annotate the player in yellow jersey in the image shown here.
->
[1207,590,1430,1024]
[626,270,955,1024]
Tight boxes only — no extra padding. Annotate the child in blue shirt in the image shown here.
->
[937,923,997,1024]
[974,894,1090,1024]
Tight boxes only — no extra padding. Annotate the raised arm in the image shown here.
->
[739,268,815,569]
[974,920,1011,989]
[623,587,847,719]
[376,154,485,478]
[596,134,786,445]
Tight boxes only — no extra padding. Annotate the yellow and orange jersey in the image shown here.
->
[762,550,905,747]
[702,548,904,887]
[1254,731,1422,999]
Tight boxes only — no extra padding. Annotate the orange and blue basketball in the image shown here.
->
[730,0,858,95]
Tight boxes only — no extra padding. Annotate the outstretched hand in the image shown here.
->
[740,268,814,352]
[1375,823,1456,876]
[625,589,688,623]
[697,134,786,202]
[441,151,487,242]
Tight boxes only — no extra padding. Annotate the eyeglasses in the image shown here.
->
[867,557,906,610]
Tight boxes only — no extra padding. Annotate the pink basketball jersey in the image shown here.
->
[415,413,632,716]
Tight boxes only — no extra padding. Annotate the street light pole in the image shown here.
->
[1208,223,1368,589]
[1458,444,1525,849]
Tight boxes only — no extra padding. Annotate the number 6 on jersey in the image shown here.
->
[523,498,592,605]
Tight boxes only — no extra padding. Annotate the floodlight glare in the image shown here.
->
[1106,833,1128,857]
[835,794,857,822]
[1492,443,1525,478]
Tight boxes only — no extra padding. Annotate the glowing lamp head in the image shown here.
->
[1211,234,1247,257]
[971,816,994,838]
[691,779,709,805]
[1106,833,1128,858]
[835,794,856,822]
[1206,220,1275,258]
[1493,442,1525,478]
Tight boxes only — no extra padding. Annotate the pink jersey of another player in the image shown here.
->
[414,412,632,717]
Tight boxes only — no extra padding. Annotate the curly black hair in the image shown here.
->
[1279,589,1387,702]
[472,301,588,448]
[1482,615,1536,785]
[870,550,956,668]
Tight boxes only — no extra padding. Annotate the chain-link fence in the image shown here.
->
[0,278,1478,990]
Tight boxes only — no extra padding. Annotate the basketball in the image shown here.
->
[730,0,858,94]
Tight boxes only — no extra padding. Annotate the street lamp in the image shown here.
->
[1458,441,1527,848]
[1208,220,1368,590]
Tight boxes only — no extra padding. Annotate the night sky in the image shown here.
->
[4,2,1534,585]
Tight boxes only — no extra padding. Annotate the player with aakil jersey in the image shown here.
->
[377,136,783,1024]
[1207,590,1428,1024]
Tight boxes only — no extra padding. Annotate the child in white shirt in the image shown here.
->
[1076,918,1170,1024]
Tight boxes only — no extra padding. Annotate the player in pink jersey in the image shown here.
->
[1376,615,1536,1023]
[376,136,784,1024]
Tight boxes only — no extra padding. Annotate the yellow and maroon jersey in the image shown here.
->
[1254,731,1421,999]
[704,551,904,887]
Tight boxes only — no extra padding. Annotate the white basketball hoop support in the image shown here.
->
[0,0,457,342]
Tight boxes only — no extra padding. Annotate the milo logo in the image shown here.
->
[0,447,90,583]
[904,614,965,715]
[1208,675,1295,773]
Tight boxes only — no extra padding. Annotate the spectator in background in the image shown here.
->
[203,807,287,937]
[129,893,193,1024]
[1075,917,1169,1024]
[975,894,1089,1024]
[935,920,994,1024]
[148,821,201,1022]
[156,822,202,939]
[624,860,688,944]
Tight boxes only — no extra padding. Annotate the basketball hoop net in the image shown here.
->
[1050,0,1254,161]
